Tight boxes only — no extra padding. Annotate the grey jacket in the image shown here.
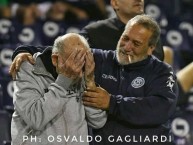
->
[11,52,107,145]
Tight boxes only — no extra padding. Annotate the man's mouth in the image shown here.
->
[120,50,132,56]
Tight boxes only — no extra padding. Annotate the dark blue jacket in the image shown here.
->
[92,49,178,145]
[12,46,178,145]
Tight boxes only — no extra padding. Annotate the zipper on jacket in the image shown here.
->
[119,66,124,94]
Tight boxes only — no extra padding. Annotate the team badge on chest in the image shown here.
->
[131,77,145,88]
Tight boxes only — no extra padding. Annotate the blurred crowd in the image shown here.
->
[0,0,193,145]
[0,0,111,46]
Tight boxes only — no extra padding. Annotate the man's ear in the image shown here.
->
[111,0,119,10]
[148,45,155,55]
[51,54,58,67]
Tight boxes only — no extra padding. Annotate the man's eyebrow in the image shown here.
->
[133,40,142,45]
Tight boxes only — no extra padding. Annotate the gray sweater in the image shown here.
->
[11,52,107,145]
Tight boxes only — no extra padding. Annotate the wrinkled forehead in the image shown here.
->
[63,35,88,53]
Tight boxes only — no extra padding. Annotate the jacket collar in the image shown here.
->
[33,46,57,79]
[111,17,125,30]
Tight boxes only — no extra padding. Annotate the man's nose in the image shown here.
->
[124,41,133,52]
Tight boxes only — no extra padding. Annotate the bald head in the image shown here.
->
[52,33,90,55]
[51,33,90,76]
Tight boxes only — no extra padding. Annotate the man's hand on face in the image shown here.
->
[57,48,86,79]
[83,87,110,110]
[84,51,96,90]
[9,52,35,80]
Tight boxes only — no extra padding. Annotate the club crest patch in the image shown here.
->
[131,77,145,88]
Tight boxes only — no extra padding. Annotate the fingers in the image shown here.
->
[75,48,87,62]
[27,54,35,65]
[83,101,97,108]
[85,87,96,92]
[65,48,86,67]
[85,51,95,81]
[85,51,94,66]
[58,48,87,79]
[86,51,94,62]
[83,92,105,109]
[83,93,98,107]
[83,87,110,110]
[15,57,23,71]
[9,62,17,80]
[83,91,97,97]
[9,53,34,80]
[76,60,85,78]
[74,49,86,72]
[12,70,17,80]
[9,61,16,75]
[67,49,85,76]
[85,87,107,95]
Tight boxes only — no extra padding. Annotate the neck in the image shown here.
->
[117,14,132,24]
[116,12,144,24]
[128,55,148,64]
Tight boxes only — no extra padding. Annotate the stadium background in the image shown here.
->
[0,0,193,145]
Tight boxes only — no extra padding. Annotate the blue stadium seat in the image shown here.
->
[40,20,67,45]
[178,17,193,47]
[10,21,42,46]
[0,45,16,77]
[162,15,193,68]
[65,20,89,33]
[0,110,11,145]
[145,3,169,36]
[65,20,88,34]
[172,110,193,145]
[145,0,180,17]
[0,78,14,114]
[3,141,11,145]
[0,85,3,110]
[145,4,162,21]
[165,29,191,51]
[0,19,12,45]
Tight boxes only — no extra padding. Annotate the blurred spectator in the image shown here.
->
[181,0,193,13]
[0,6,12,44]
[66,0,108,20]
[15,4,40,25]
[164,46,193,106]
[46,1,69,21]
[46,1,88,23]
[30,3,42,21]
[9,3,42,45]
[0,6,12,19]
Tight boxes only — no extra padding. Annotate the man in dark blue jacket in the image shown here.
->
[10,15,177,145]
[82,14,178,145]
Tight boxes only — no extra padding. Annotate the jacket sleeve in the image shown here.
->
[13,62,74,131]
[84,106,107,129]
[12,45,45,60]
[108,66,178,126]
